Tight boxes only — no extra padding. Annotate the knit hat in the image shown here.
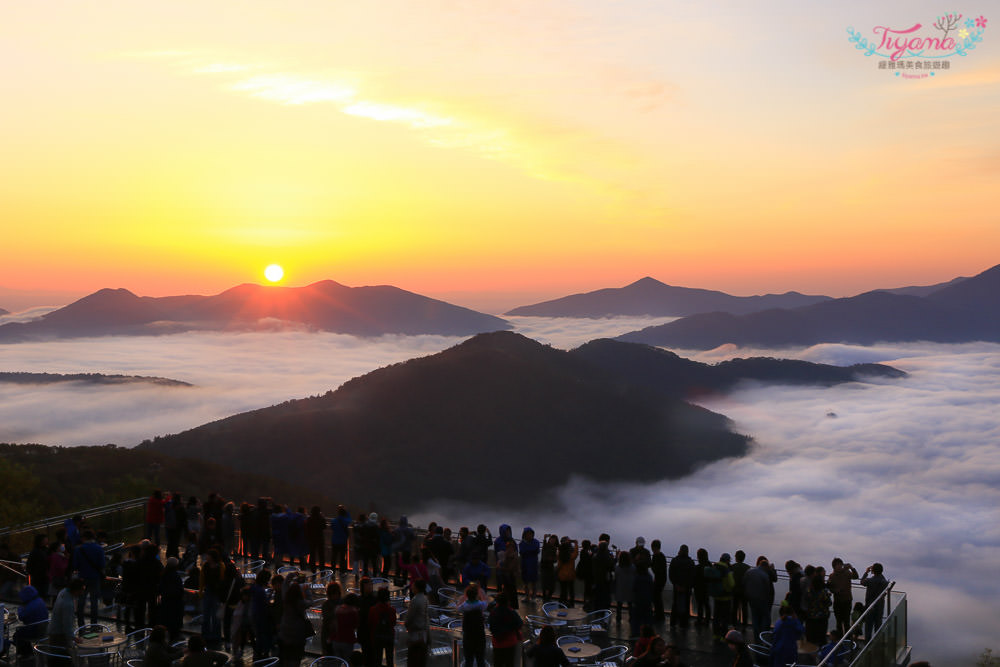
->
[724,629,744,644]
[720,552,732,563]
[369,512,378,522]
[635,536,645,547]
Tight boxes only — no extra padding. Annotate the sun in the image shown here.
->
[264,264,284,283]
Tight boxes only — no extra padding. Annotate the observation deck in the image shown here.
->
[1,498,910,667]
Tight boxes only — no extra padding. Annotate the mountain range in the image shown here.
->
[617,263,1000,349]
[139,331,903,511]
[506,277,832,317]
[0,281,509,341]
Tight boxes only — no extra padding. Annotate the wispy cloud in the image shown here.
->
[123,50,643,193]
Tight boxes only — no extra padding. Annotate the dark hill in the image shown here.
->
[878,276,967,297]
[141,331,750,511]
[0,308,9,316]
[0,281,509,342]
[0,372,192,387]
[617,263,1000,349]
[570,339,904,399]
[0,443,336,524]
[505,277,830,317]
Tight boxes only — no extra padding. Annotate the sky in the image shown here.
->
[2,0,998,313]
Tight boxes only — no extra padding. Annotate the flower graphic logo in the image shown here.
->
[958,28,970,39]
[975,16,988,28]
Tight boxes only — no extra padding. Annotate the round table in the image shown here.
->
[75,631,127,653]
[547,608,587,623]
[561,643,601,660]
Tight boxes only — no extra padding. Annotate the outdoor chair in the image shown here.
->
[747,643,770,666]
[307,657,349,667]
[117,628,151,663]
[595,645,629,665]
[569,609,610,638]
[542,601,567,616]
[556,635,584,648]
[33,643,74,667]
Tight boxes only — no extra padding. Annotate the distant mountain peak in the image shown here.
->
[627,276,668,288]
[0,279,509,342]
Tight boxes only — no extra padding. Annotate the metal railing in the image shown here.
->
[796,580,908,667]
[0,497,146,553]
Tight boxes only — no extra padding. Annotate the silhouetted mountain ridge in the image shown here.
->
[571,339,905,399]
[617,263,1000,348]
[141,331,752,510]
[506,277,832,317]
[0,281,509,341]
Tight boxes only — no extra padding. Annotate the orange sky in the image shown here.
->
[1,1,998,312]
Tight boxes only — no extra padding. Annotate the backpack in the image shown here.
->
[373,608,395,643]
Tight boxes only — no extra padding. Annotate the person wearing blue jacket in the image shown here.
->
[13,585,49,655]
[330,506,352,575]
[493,524,513,558]
[519,527,540,602]
[72,530,105,625]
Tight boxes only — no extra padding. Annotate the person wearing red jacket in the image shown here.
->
[368,587,397,667]
[146,489,167,545]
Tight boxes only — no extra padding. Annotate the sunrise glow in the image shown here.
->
[0,1,997,312]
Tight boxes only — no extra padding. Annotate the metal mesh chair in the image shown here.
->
[308,657,349,667]
[118,628,151,663]
[595,645,629,665]
[33,643,74,667]
[556,635,583,648]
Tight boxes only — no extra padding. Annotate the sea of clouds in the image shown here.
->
[1,315,997,664]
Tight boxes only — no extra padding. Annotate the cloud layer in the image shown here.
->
[1,321,998,664]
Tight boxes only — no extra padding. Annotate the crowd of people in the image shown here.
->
[1,490,895,667]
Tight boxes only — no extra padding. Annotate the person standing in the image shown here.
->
[556,538,579,607]
[539,535,558,602]
[769,606,804,667]
[368,587,397,667]
[860,563,888,641]
[827,558,859,637]
[488,594,524,667]
[650,540,667,623]
[72,530,105,626]
[26,534,50,600]
[519,527,540,603]
[306,506,327,572]
[730,550,751,627]
[405,580,430,667]
[457,584,488,667]
[802,567,832,646]
[146,490,166,545]
[743,555,778,643]
[329,506,352,576]
[277,583,313,667]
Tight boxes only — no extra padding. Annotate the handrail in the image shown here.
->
[0,497,146,536]
[806,579,897,667]
[0,559,27,578]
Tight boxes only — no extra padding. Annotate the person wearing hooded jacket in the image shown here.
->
[13,585,49,655]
